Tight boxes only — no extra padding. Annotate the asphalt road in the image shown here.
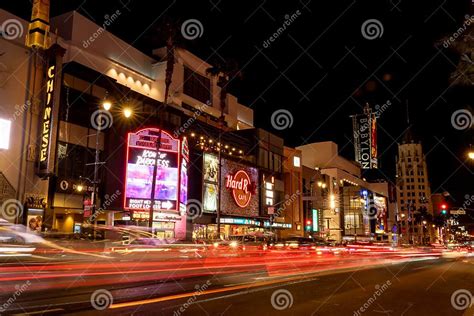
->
[5,256,473,316]
[111,257,474,316]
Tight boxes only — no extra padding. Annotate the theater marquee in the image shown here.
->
[123,128,185,213]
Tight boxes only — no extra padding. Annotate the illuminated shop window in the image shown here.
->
[293,156,301,167]
[0,119,11,149]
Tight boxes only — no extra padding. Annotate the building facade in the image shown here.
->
[298,141,391,243]
[0,5,295,241]
[396,131,434,244]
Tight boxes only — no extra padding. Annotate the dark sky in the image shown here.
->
[3,0,473,204]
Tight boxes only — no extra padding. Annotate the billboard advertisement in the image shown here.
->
[352,109,377,169]
[124,128,181,212]
[202,154,219,213]
[220,159,259,217]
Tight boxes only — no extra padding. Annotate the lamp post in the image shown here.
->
[87,96,131,238]
[148,129,162,231]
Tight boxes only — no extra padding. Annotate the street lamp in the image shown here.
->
[468,151,474,160]
[102,93,112,111]
[89,97,132,238]
[123,108,132,118]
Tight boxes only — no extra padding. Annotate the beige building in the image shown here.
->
[298,141,393,242]
[396,131,433,244]
[0,9,49,225]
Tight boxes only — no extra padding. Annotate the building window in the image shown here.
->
[0,118,11,149]
[183,67,211,105]
[293,156,301,167]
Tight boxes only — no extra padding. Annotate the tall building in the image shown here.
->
[395,128,433,244]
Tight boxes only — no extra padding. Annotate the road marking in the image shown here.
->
[12,308,64,315]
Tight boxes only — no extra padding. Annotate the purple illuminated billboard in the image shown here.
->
[124,128,181,212]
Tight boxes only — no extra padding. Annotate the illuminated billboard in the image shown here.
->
[124,128,182,212]
[202,154,219,213]
[220,159,259,217]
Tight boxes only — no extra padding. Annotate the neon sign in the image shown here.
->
[226,170,252,208]
[124,128,182,212]
[38,65,55,174]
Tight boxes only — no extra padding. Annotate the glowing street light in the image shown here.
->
[102,100,112,111]
[468,151,474,160]
[123,108,132,118]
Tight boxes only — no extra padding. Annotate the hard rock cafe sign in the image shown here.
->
[225,170,252,208]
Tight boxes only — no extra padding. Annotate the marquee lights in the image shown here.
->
[188,132,244,157]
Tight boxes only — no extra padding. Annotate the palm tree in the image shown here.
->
[206,60,242,127]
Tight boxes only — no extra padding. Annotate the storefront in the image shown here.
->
[193,154,262,239]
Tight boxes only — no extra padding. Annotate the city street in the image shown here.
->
[0,241,472,315]
[1,1,474,315]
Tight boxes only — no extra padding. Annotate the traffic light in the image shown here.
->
[441,203,447,215]
[305,220,312,231]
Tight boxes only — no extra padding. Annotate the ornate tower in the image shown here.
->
[25,0,50,49]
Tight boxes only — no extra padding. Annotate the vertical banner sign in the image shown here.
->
[123,128,181,212]
[370,115,377,168]
[179,137,189,214]
[38,46,61,177]
[352,110,377,169]
[312,209,319,232]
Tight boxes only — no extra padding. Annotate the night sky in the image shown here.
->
[3,0,473,203]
